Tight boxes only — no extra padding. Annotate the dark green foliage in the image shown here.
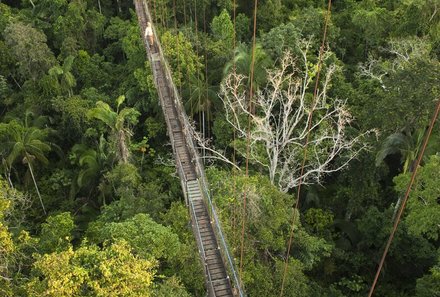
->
[262,22,301,61]
[416,251,440,297]
[4,22,56,82]
[207,168,332,296]
[0,0,439,296]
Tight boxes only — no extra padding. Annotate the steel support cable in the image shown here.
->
[193,0,204,162]
[161,0,165,28]
[232,0,238,243]
[173,0,177,27]
[368,98,440,297]
[153,0,156,22]
[279,0,333,296]
[186,1,194,123]
[183,0,187,26]
[163,3,171,28]
[203,6,209,163]
[239,0,258,276]
[173,0,182,96]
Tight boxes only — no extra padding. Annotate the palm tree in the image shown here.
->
[224,43,272,92]
[48,55,76,97]
[72,144,104,190]
[0,120,51,214]
[70,135,108,202]
[87,95,140,164]
[184,73,217,135]
[375,126,434,174]
[376,125,440,217]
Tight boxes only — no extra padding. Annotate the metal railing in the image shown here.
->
[135,0,189,204]
[196,176,245,297]
[189,196,216,296]
[137,1,245,296]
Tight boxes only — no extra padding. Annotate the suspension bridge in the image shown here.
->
[134,0,440,296]
[134,1,244,296]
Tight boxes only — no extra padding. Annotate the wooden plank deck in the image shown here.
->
[133,1,235,296]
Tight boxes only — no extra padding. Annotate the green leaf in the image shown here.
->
[116,95,126,109]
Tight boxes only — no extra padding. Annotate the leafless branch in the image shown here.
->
[154,154,175,167]
[358,56,387,85]
[185,120,241,170]
[221,48,376,192]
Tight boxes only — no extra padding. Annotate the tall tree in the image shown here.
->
[357,36,439,133]
[161,30,203,90]
[220,49,374,192]
[224,43,271,93]
[0,178,15,296]
[394,155,440,241]
[26,240,156,297]
[87,95,140,164]
[47,55,77,97]
[0,120,51,214]
[3,22,56,82]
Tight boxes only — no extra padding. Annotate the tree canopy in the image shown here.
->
[0,0,439,296]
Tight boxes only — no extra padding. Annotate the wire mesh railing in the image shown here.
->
[197,176,244,297]
[189,196,216,296]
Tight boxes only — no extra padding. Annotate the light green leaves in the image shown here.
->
[88,213,181,261]
[116,95,126,110]
[0,120,51,167]
[38,212,74,253]
[395,155,440,240]
[27,240,156,297]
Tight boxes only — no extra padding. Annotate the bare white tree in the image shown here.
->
[387,37,431,67]
[358,55,387,87]
[359,37,432,83]
[185,119,241,170]
[219,45,376,192]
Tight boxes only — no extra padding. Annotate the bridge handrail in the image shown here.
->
[189,196,216,295]
[176,154,189,204]
[140,1,245,296]
[196,168,245,297]
[136,0,188,205]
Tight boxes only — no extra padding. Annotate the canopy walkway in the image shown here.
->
[134,1,244,296]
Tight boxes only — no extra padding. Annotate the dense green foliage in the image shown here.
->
[0,0,439,296]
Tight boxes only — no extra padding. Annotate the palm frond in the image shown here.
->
[63,55,75,72]
[6,142,25,166]
[116,107,140,130]
[375,132,408,167]
[116,95,126,111]
[88,101,117,128]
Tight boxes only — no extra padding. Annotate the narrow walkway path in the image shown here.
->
[133,1,237,296]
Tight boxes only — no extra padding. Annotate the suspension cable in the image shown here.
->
[203,3,208,159]
[173,0,183,95]
[232,0,238,242]
[164,0,169,29]
[183,0,187,26]
[161,0,165,28]
[193,0,204,161]
[239,0,258,275]
[153,0,156,22]
[167,0,182,96]
[173,0,177,29]
[186,1,193,121]
[279,1,333,295]
[368,98,440,296]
